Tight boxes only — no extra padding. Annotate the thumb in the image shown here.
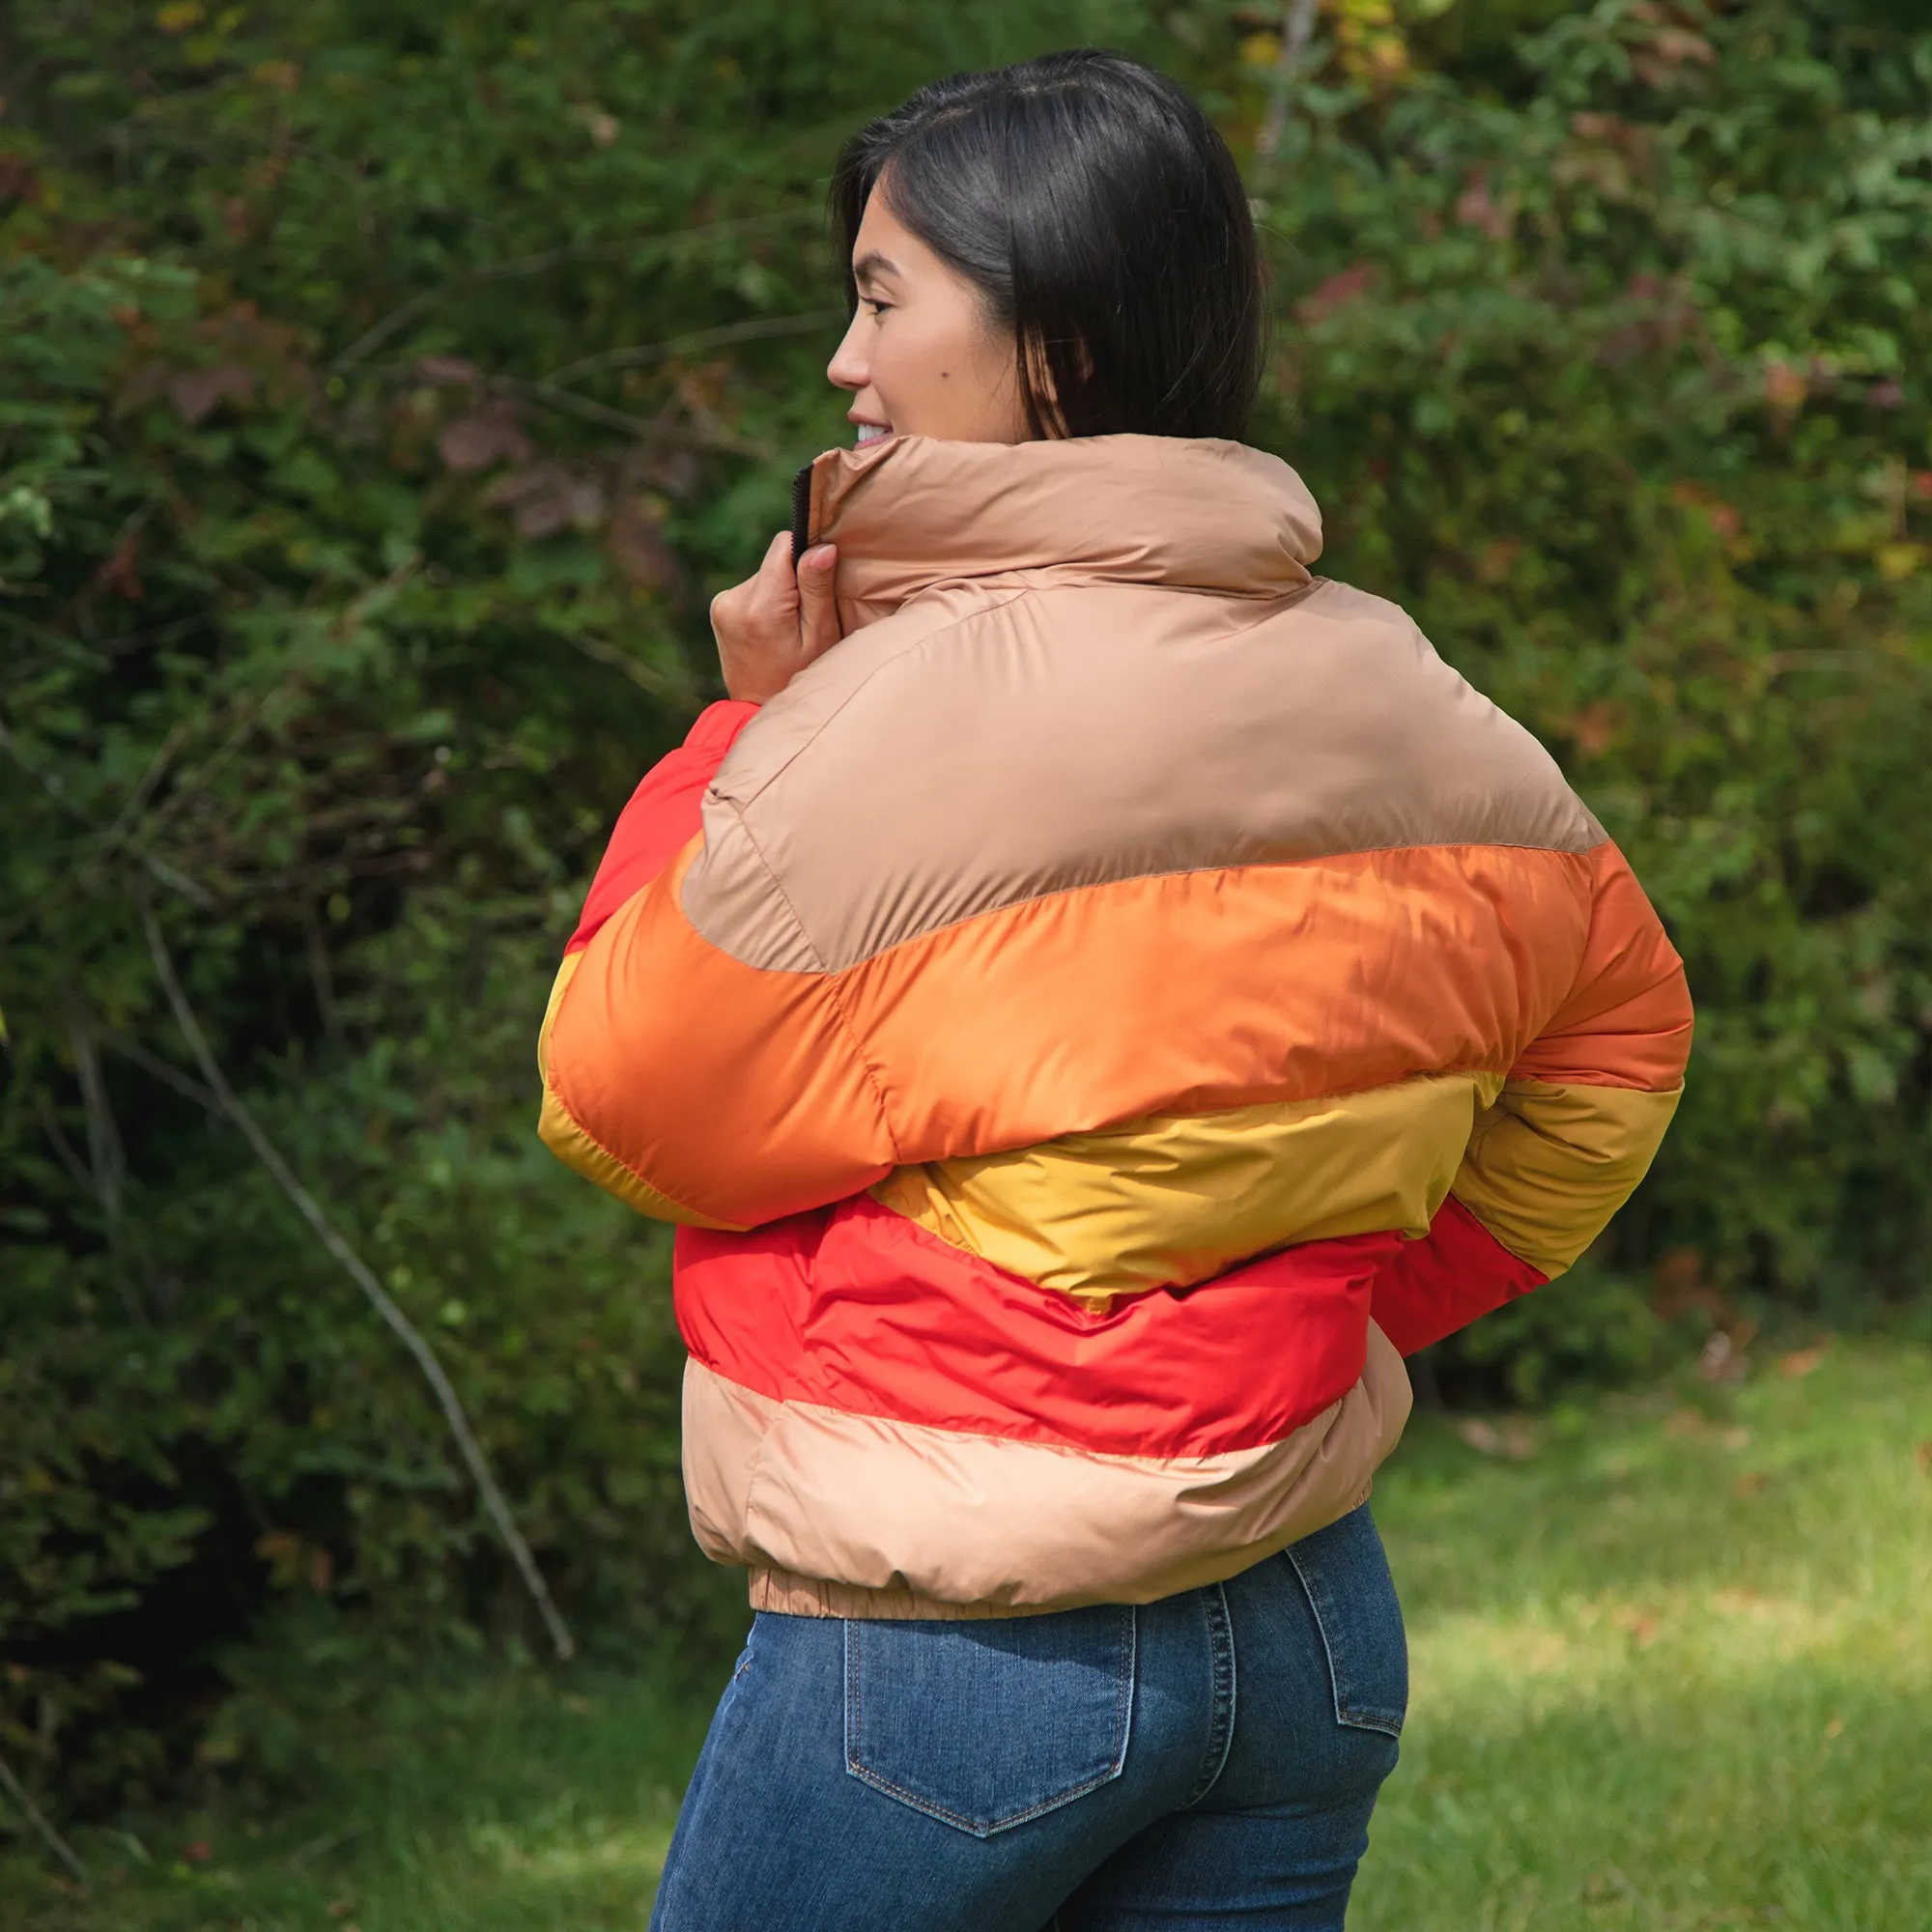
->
[797,544,842,661]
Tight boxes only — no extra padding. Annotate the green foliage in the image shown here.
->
[1264,0,1932,1332]
[1,0,1928,1815]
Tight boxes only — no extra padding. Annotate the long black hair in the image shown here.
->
[832,50,1264,442]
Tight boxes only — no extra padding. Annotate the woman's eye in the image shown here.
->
[863,297,893,316]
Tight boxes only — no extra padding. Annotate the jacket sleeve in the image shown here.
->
[564,700,759,952]
[535,700,898,1230]
[536,700,753,1222]
[1371,842,1692,1355]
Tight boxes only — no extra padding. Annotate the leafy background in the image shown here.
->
[2,0,1928,1813]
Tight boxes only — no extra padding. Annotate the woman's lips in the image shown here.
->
[854,423,890,444]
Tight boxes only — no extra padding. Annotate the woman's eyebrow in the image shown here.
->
[852,251,904,284]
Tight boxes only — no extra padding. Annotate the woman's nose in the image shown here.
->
[826,313,868,393]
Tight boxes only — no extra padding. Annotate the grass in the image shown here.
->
[9,1339,1930,1930]
[1353,1340,1932,1931]
[9,1661,715,1932]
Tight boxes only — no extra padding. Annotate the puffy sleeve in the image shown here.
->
[1371,842,1692,1355]
[536,701,897,1229]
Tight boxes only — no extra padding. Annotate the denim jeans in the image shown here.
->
[649,1503,1406,1930]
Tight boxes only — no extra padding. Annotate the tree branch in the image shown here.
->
[0,714,216,910]
[1258,0,1323,162]
[327,213,798,374]
[479,374,769,458]
[36,1097,95,1198]
[543,308,844,388]
[141,905,576,1662]
[68,1016,126,1230]
[0,1745,89,1890]
[563,632,703,710]
[106,1035,225,1117]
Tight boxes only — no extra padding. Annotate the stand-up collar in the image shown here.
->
[805,434,1323,623]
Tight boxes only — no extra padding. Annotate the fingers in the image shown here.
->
[711,530,838,705]
[759,525,796,590]
[796,544,841,661]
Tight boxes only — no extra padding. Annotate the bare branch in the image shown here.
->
[141,905,576,1662]
[564,633,703,711]
[544,309,845,388]
[1257,0,1323,162]
[284,1821,367,1871]
[99,720,190,854]
[0,714,216,909]
[69,1016,126,1229]
[479,375,770,458]
[303,901,345,1047]
[36,1098,94,1197]
[327,213,798,374]
[105,1036,224,1117]
[0,1746,90,1891]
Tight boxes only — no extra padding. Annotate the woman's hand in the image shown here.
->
[710,531,842,704]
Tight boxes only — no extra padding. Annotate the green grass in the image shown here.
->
[1355,1341,1932,1931]
[10,1341,1931,1930]
[9,1662,715,1932]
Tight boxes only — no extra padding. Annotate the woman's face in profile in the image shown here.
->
[827,188,1027,447]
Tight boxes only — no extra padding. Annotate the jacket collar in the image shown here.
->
[805,434,1323,625]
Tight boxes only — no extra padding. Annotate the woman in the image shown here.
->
[540,50,1691,1931]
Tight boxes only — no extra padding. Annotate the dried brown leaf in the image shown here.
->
[485,463,606,538]
[609,496,680,591]
[415,355,481,388]
[171,362,256,424]
[439,403,531,472]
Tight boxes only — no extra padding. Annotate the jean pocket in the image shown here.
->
[1283,1504,1408,1739]
[843,1606,1136,1836]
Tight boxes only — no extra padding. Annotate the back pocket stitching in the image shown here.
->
[843,1610,1137,1838]
[1283,1541,1406,1739]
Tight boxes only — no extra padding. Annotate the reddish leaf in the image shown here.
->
[609,497,680,590]
[485,462,605,537]
[1455,172,1513,242]
[438,403,530,472]
[1296,264,1375,325]
[415,355,480,388]
[170,362,256,424]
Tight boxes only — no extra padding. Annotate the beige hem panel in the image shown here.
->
[1452,1078,1685,1278]
[680,1325,1412,1614]
[871,1071,1507,1307]
[686,572,1606,976]
[745,1567,1075,1621]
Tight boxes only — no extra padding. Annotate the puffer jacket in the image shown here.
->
[538,435,1693,1618]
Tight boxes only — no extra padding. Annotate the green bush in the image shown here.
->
[1267,0,1932,1326]
[2,0,1928,1811]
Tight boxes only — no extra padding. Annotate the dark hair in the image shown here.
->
[832,50,1264,442]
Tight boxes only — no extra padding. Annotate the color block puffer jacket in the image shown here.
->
[539,435,1693,1618]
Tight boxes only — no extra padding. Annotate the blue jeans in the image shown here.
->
[650,1504,1406,1930]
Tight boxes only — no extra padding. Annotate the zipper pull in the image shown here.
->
[790,461,815,572]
